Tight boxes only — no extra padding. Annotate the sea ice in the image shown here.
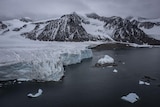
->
[121,93,139,103]
[27,89,43,98]
[139,80,150,86]
[113,69,118,73]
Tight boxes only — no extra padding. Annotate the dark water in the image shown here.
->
[0,48,160,107]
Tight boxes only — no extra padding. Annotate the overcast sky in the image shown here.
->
[0,0,160,20]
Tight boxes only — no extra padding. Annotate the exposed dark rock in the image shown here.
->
[86,13,100,20]
[23,24,27,28]
[2,29,9,34]
[23,13,160,44]
[91,43,131,50]
[143,76,157,81]
[0,21,7,30]
[13,28,21,31]
[139,22,156,29]
[20,17,32,23]
[102,17,160,45]
[27,12,91,41]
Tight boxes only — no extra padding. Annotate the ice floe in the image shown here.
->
[113,69,118,73]
[27,89,43,98]
[139,80,150,86]
[121,93,139,103]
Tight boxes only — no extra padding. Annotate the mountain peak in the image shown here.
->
[86,13,100,19]
[19,17,32,23]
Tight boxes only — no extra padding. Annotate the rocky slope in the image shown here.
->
[87,13,160,44]
[26,13,93,41]
[0,21,7,30]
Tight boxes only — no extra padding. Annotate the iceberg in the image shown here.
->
[121,93,139,103]
[95,55,116,67]
[113,69,118,73]
[97,55,114,65]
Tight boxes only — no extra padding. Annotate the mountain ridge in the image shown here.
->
[1,12,160,45]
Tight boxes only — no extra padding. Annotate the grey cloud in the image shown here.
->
[0,0,160,20]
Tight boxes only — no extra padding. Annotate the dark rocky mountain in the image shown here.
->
[103,16,160,44]
[19,17,32,23]
[86,14,160,44]
[127,16,160,29]
[26,12,93,41]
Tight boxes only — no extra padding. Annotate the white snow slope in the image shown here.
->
[128,17,160,40]
[141,26,160,40]
[82,16,114,41]
[0,19,98,81]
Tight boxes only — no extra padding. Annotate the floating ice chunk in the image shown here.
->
[18,82,22,84]
[97,55,114,65]
[107,66,113,68]
[27,89,43,98]
[139,80,144,85]
[17,78,31,82]
[139,80,150,86]
[113,69,118,73]
[145,82,150,85]
[122,62,125,64]
[121,93,139,103]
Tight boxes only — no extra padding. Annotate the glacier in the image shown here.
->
[0,42,93,81]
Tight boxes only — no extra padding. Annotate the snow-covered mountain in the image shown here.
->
[87,13,160,44]
[1,12,160,44]
[26,12,92,41]
[127,16,160,40]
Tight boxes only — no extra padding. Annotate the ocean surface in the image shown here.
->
[0,47,160,107]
